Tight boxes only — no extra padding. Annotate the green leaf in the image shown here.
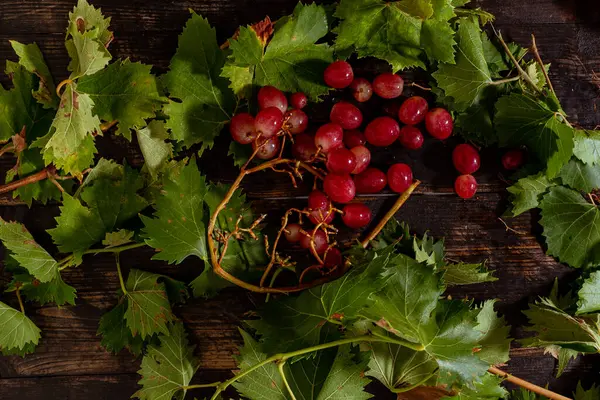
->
[573,130,600,166]
[9,41,58,108]
[163,12,235,151]
[442,262,498,285]
[574,382,600,400]
[506,173,555,217]
[495,94,574,178]
[413,231,445,268]
[475,300,511,365]
[558,158,600,193]
[539,186,600,269]
[0,301,41,355]
[97,302,144,355]
[510,388,549,400]
[77,60,166,139]
[577,271,600,315]
[0,219,59,283]
[433,18,491,112]
[134,322,198,400]
[228,141,253,169]
[225,3,333,99]
[136,120,173,178]
[442,373,508,399]
[15,273,77,306]
[124,269,175,339]
[102,230,134,248]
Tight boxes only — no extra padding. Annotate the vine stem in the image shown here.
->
[488,367,571,400]
[494,31,544,95]
[278,361,297,400]
[0,167,53,195]
[58,242,147,271]
[15,287,25,314]
[115,253,127,295]
[490,76,521,85]
[530,34,556,97]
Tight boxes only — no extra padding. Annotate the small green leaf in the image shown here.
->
[574,382,600,400]
[98,303,144,355]
[506,173,555,217]
[0,301,41,355]
[9,41,58,108]
[558,158,600,193]
[577,271,600,315]
[442,262,498,286]
[573,130,600,166]
[17,274,77,306]
[102,230,135,248]
[475,300,512,365]
[136,121,173,178]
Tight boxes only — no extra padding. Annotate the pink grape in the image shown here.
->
[292,134,318,161]
[354,168,387,194]
[349,78,373,102]
[284,109,308,134]
[341,203,372,229]
[502,149,525,170]
[285,223,303,243]
[315,123,344,153]
[452,144,480,174]
[425,108,453,139]
[255,107,283,138]
[290,92,307,109]
[330,101,363,130]
[350,145,371,175]
[344,130,366,148]
[398,96,429,125]
[455,174,478,199]
[387,163,413,193]
[258,86,288,113]
[365,117,400,147]
[323,174,355,203]
[373,73,404,99]
[324,61,354,89]
[326,148,357,174]
[300,229,328,254]
[308,190,329,210]
[252,136,281,159]
[398,126,424,150]
[229,113,256,144]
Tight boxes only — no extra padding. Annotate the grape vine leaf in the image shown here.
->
[442,262,498,286]
[577,271,600,315]
[0,301,41,355]
[573,129,600,166]
[102,229,134,248]
[9,272,77,307]
[0,219,59,283]
[9,41,58,108]
[506,173,555,217]
[77,60,167,139]
[495,94,574,178]
[162,12,235,151]
[574,382,600,400]
[558,158,600,193]
[134,322,198,400]
[475,300,512,365]
[136,121,173,178]
[97,302,144,355]
[413,231,445,268]
[510,388,550,400]
[224,3,333,100]
[539,186,600,269]
[65,0,112,79]
[442,373,508,399]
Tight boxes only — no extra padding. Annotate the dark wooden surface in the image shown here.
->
[1,0,600,399]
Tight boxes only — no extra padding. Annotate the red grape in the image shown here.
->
[284,109,308,134]
[290,92,307,109]
[300,229,328,254]
[255,107,283,138]
[324,61,354,89]
[373,73,404,99]
[308,208,334,225]
[398,96,429,125]
[354,167,387,194]
[344,130,366,148]
[425,108,453,139]
[452,144,480,174]
[455,174,478,199]
[330,101,363,130]
[387,163,413,193]
[349,78,373,102]
[324,248,342,268]
[308,190,329,210]
[502,149,525,170]
[365,117,400,147]
[252,136,281,159]
[292,134,318,161]
[350,145,371,175]
[230,113,256,144]
[284,223,302,243]
[315,123,344,153]
[323,174,356,203]
[341,203,372,229]
[398,126,424,150]
[326,147,357,174]
[258,86,288,113]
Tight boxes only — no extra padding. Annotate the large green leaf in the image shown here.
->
[573,129,600,166]
[577,271,600,315]
[9,41,58,108]
[0,301,41,355]
[475,300,511,365]
[558,158,600,193]
[506,173,555,217]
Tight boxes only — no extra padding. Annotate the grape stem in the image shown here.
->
[488,366,571,400]
[530,34,556,97]
[494,29,544,95]
[15,287,25,314]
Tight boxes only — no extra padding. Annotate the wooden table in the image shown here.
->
[1,0,599,398]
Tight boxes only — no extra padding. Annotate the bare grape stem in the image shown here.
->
[488,367,571,400]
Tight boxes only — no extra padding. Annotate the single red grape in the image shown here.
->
[284,109,308,134]
[330,101,363,130]
[455,174,478,199]
[254,107,283,138]
[425,108,453,140]
[300,229,328,254]
[342,203,372,229]
[308,190,329,210]
[502,149,526,170]
[398,96,429,125]
[365,116,400,147]
[452,144,480,174]
[326,147,357,174]
[349,78,373,102]
[292,134,318,161]
[229,113,256,144]
[252,136,281,159]
[350,145,371,175]
[315,123,344,153]
[373,73,404,99]
[284,223,302,243]
[324,248,342,268]
[387,163,413,193]
[290,92,307,109]
[324,173,356,203]
[354,167,387,194]
[257,86,288,113]
[398,126,424,150]
[344,130,366,148]
[324,61,354,89]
